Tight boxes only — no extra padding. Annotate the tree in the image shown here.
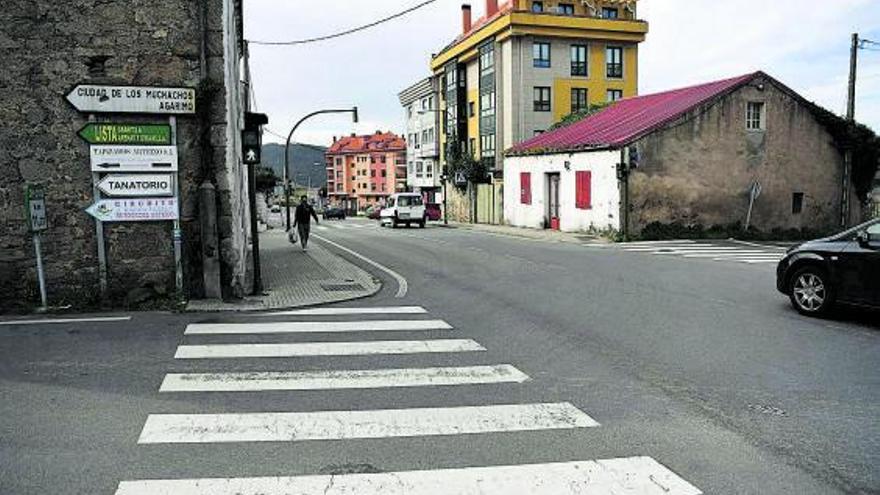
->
[444,139,488,190]
[549,102,612,131]
[254,166,278,193]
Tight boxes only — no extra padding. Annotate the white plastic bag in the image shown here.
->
[288,229,298,244]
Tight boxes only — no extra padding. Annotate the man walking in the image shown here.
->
[292,196,319,251]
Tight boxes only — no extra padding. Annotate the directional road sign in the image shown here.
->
[65,84,196,114]
[90,145,178,172]
[97,174,174,197]
[78,123,171,145]
[25,184,48,232]
[85,198,179,222]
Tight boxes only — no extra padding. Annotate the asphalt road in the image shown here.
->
[1,217,878,494]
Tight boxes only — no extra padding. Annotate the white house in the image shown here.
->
[504,150,621,232]
[398,77,442,204]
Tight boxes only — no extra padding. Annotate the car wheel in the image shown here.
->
[419,218,426,228]
[789,266,834,316]
[391,218,398,229]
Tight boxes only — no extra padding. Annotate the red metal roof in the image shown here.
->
[509,72,760,155]
[327,131,406,154]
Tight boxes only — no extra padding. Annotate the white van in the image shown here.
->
[380,193,426,228]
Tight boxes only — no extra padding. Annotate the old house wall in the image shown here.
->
[629,78,845,235]
[0,0,246,311]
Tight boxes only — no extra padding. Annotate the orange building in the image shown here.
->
[326,131,408,211]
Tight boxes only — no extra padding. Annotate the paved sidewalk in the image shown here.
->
[446,221,613,245]
[187,230,380,312]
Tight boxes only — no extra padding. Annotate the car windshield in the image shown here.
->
[829,218,880,241]
[398,196,422,207]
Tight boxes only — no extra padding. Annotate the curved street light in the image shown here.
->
[284,107,359,230]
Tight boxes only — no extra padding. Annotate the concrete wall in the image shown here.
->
[628,77,846,234]
[0,0,246,310]
[504,150,620,231]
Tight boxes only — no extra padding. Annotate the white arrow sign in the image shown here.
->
[97,174,174,197]
[66,84,196,114]
[90,145,178,172]
[85,198,179,222]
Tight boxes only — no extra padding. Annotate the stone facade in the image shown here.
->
[629,76,852,234]
[0,0,249,311]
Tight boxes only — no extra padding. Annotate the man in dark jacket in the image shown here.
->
[293,196,319,251]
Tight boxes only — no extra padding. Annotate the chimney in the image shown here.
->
[332,136,337,143]
[461,4,472,34]
[486,0,498,17]
[350,132,356,138]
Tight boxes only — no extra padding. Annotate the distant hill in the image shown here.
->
[261,142,328,188]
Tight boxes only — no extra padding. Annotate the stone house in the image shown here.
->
[504,71,862,236]
[1,0,250,310]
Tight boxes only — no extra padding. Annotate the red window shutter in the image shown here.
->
[575,171,592,209]
[520,172,532,205]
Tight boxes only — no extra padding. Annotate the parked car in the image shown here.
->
[380,193,426,228]
[425,203,442,221]
[322,205,346,220]
[366,205,382,220]
[776,218,880,315]
[269,204,281,213]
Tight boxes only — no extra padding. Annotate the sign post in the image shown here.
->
[25,184,48,311]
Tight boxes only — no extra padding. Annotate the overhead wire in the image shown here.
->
[248,0,438,46]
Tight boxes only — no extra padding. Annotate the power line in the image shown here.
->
[249,0,438,46]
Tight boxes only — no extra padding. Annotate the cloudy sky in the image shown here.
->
[245,0,880,147]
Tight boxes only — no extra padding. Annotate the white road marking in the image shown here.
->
[313,234,408,298]
[159,364,529,392]
[623,245,719,252]
[184,319,452,335]
[729,239,789,250]
[262,306,428,316]
[739,259,783,264]
[137,402,598,444]
[619,240,697,246]
[314,225,328,231]
[680,250,773,258]
[0,316,131,326]
[115,457,702,495]
[174,339,485,359]
[650,249,753,255]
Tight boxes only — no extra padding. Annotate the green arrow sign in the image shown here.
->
[77,123,172,145]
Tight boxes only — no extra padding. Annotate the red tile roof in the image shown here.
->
[509,72,760,155]
[327,131,406,154]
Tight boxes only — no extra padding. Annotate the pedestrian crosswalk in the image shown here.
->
[117,305,702,494]
[618,239,787,264]
[314,220,381,232]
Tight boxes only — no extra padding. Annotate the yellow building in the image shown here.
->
[431,0,648,174]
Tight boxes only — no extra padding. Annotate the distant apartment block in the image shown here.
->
[431,0,648,174]
[399,77,442,204]
[326,132,407,211]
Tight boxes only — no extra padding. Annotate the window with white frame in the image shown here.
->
[746,101,765,130]
[606,46,623,78]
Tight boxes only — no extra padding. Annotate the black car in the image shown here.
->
[776,218,880,315]
[322,206,346,220]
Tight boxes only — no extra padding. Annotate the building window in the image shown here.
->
[480,91,496,118]
[480,134,496,158]
[407,105,413,118]
[571,44,587,76]
[531,1,543,13]
[792,192,804,214]
[468,101,475,117]
[381,155,386,163]
[571,88,588,113]
[533,42,551,68]
[520,172,532,205]
[606,46,623,78]
[558,3,574,15]
[381,169,387,177]
[335,157,342,166]
[601,7,619,19]
[480,43,495,76]
[371,183,376,191]
[426,163,433,176]
[575,171,592,209]
[416,161,424,178]
[469,138,476,156]
[747,101,765,130]
[534,86,551,112]
[607,89,623,102]
[370,170,375,177]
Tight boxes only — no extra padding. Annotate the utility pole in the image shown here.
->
[841,33,858,227]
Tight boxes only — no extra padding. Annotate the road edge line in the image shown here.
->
[313,233,408,298]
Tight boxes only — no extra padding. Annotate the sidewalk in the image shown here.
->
[186,230,380,312]
[446,221,613,245]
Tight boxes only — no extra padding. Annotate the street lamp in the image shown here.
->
[417,108,449,225]
[284,107,358,230]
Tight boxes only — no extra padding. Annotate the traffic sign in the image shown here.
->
[78,123,172,145]
[25,184,48,232]
[65,84,196,114]
[97,174,174,197]
[454,171,467,186]
[90,145,178,172]
[85,198,179,222]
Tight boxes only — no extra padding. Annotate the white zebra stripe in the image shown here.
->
[174,339,485,359]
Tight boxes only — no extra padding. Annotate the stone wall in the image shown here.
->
[0,0,247,311]
[629,76,847,235]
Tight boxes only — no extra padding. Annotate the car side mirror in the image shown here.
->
[856,230,871,247]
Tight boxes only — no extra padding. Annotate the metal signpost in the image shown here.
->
[25,184,48,311]
[71,83,195,299]
[78,123,172,145]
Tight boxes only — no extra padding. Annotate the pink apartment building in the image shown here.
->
[326,131,407,211]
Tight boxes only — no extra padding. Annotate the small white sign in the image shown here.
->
[97,174,174,197]
[90,145,178,172]
[85,198,179,222]
[66,84,195,114]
